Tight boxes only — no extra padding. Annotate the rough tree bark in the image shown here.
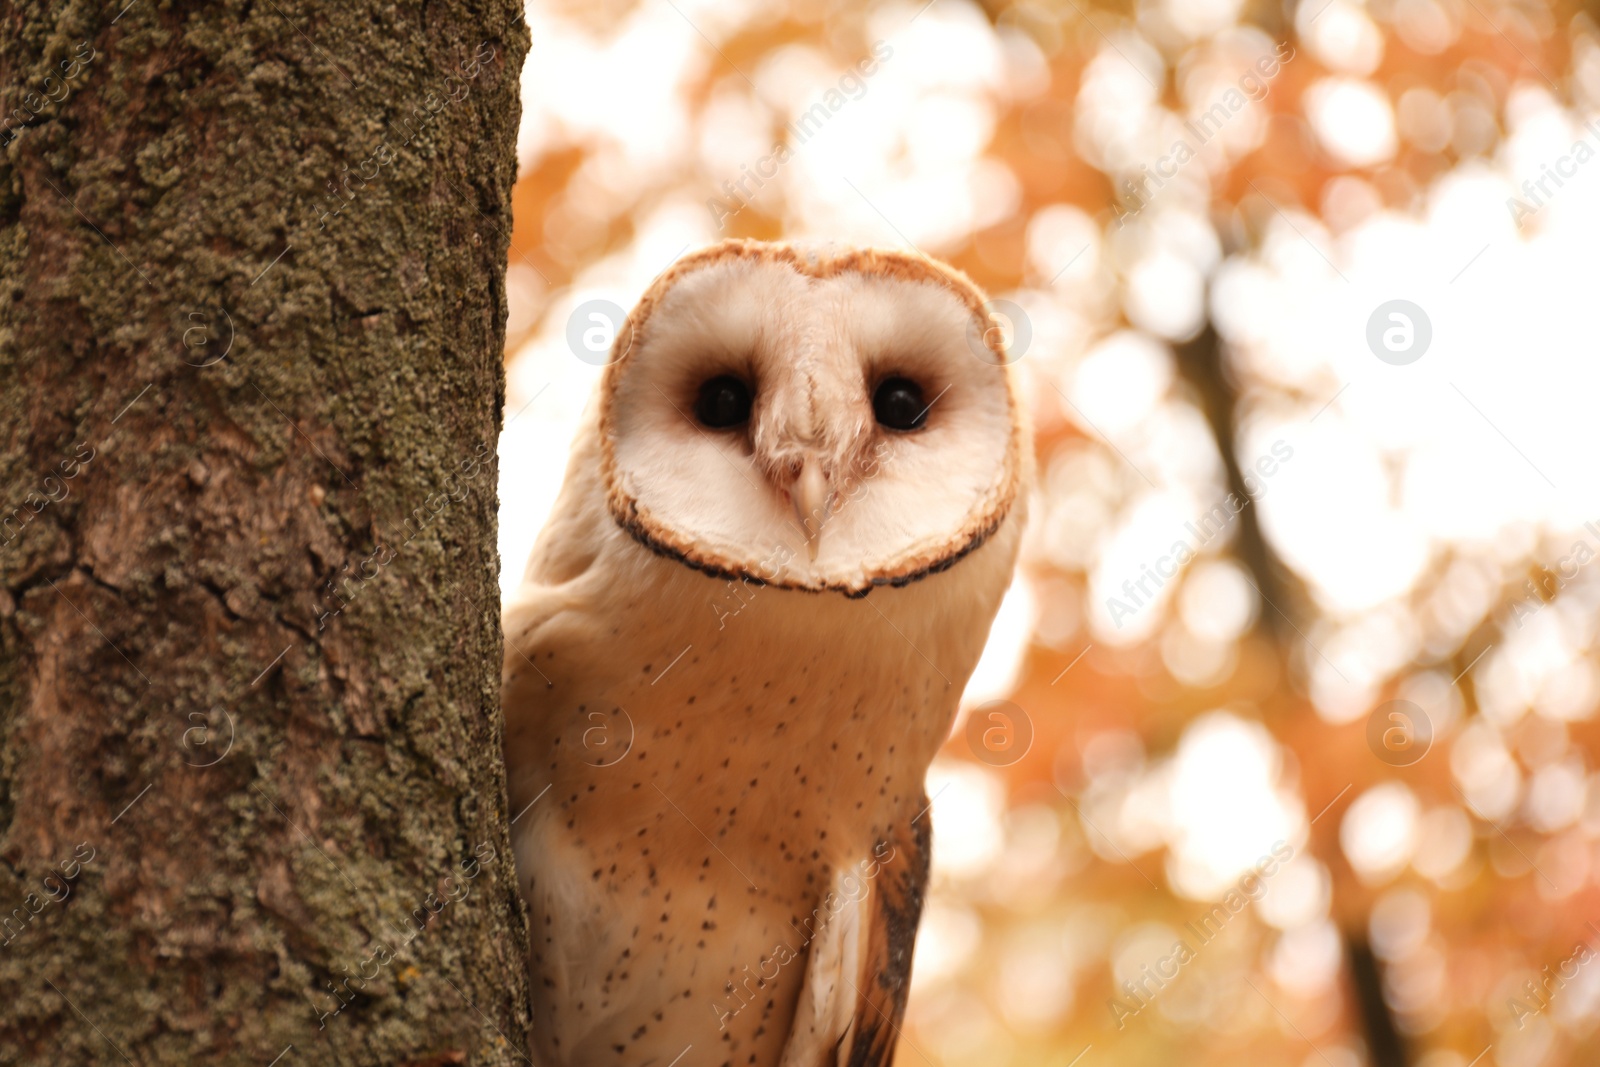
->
[0,2,531,1064]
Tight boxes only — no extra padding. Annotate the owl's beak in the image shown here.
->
[791,458,832,562]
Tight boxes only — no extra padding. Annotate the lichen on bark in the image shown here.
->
[0,1,533,1063]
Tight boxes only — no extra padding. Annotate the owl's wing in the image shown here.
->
[778,805,932,1067]
[837,810,932,1067]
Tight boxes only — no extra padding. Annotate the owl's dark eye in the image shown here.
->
[694,375,752,429]
[872,377,928,432]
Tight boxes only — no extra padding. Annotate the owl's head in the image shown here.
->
[598,240,1027,596]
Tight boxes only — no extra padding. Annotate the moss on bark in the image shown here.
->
[0,1,532,1063]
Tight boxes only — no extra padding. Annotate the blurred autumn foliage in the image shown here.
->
[500,1,1600,1064]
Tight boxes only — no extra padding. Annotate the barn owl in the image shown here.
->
[502,239,1029,1067]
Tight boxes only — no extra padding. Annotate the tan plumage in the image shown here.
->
[502,239,1029,1066]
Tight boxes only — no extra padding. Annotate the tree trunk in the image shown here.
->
[0,3,531,1064]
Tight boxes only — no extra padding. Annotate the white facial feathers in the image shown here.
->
[598,241,1026,595]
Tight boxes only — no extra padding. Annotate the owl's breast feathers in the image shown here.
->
[502,519,972,1066]
[503,345,1022,1065]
